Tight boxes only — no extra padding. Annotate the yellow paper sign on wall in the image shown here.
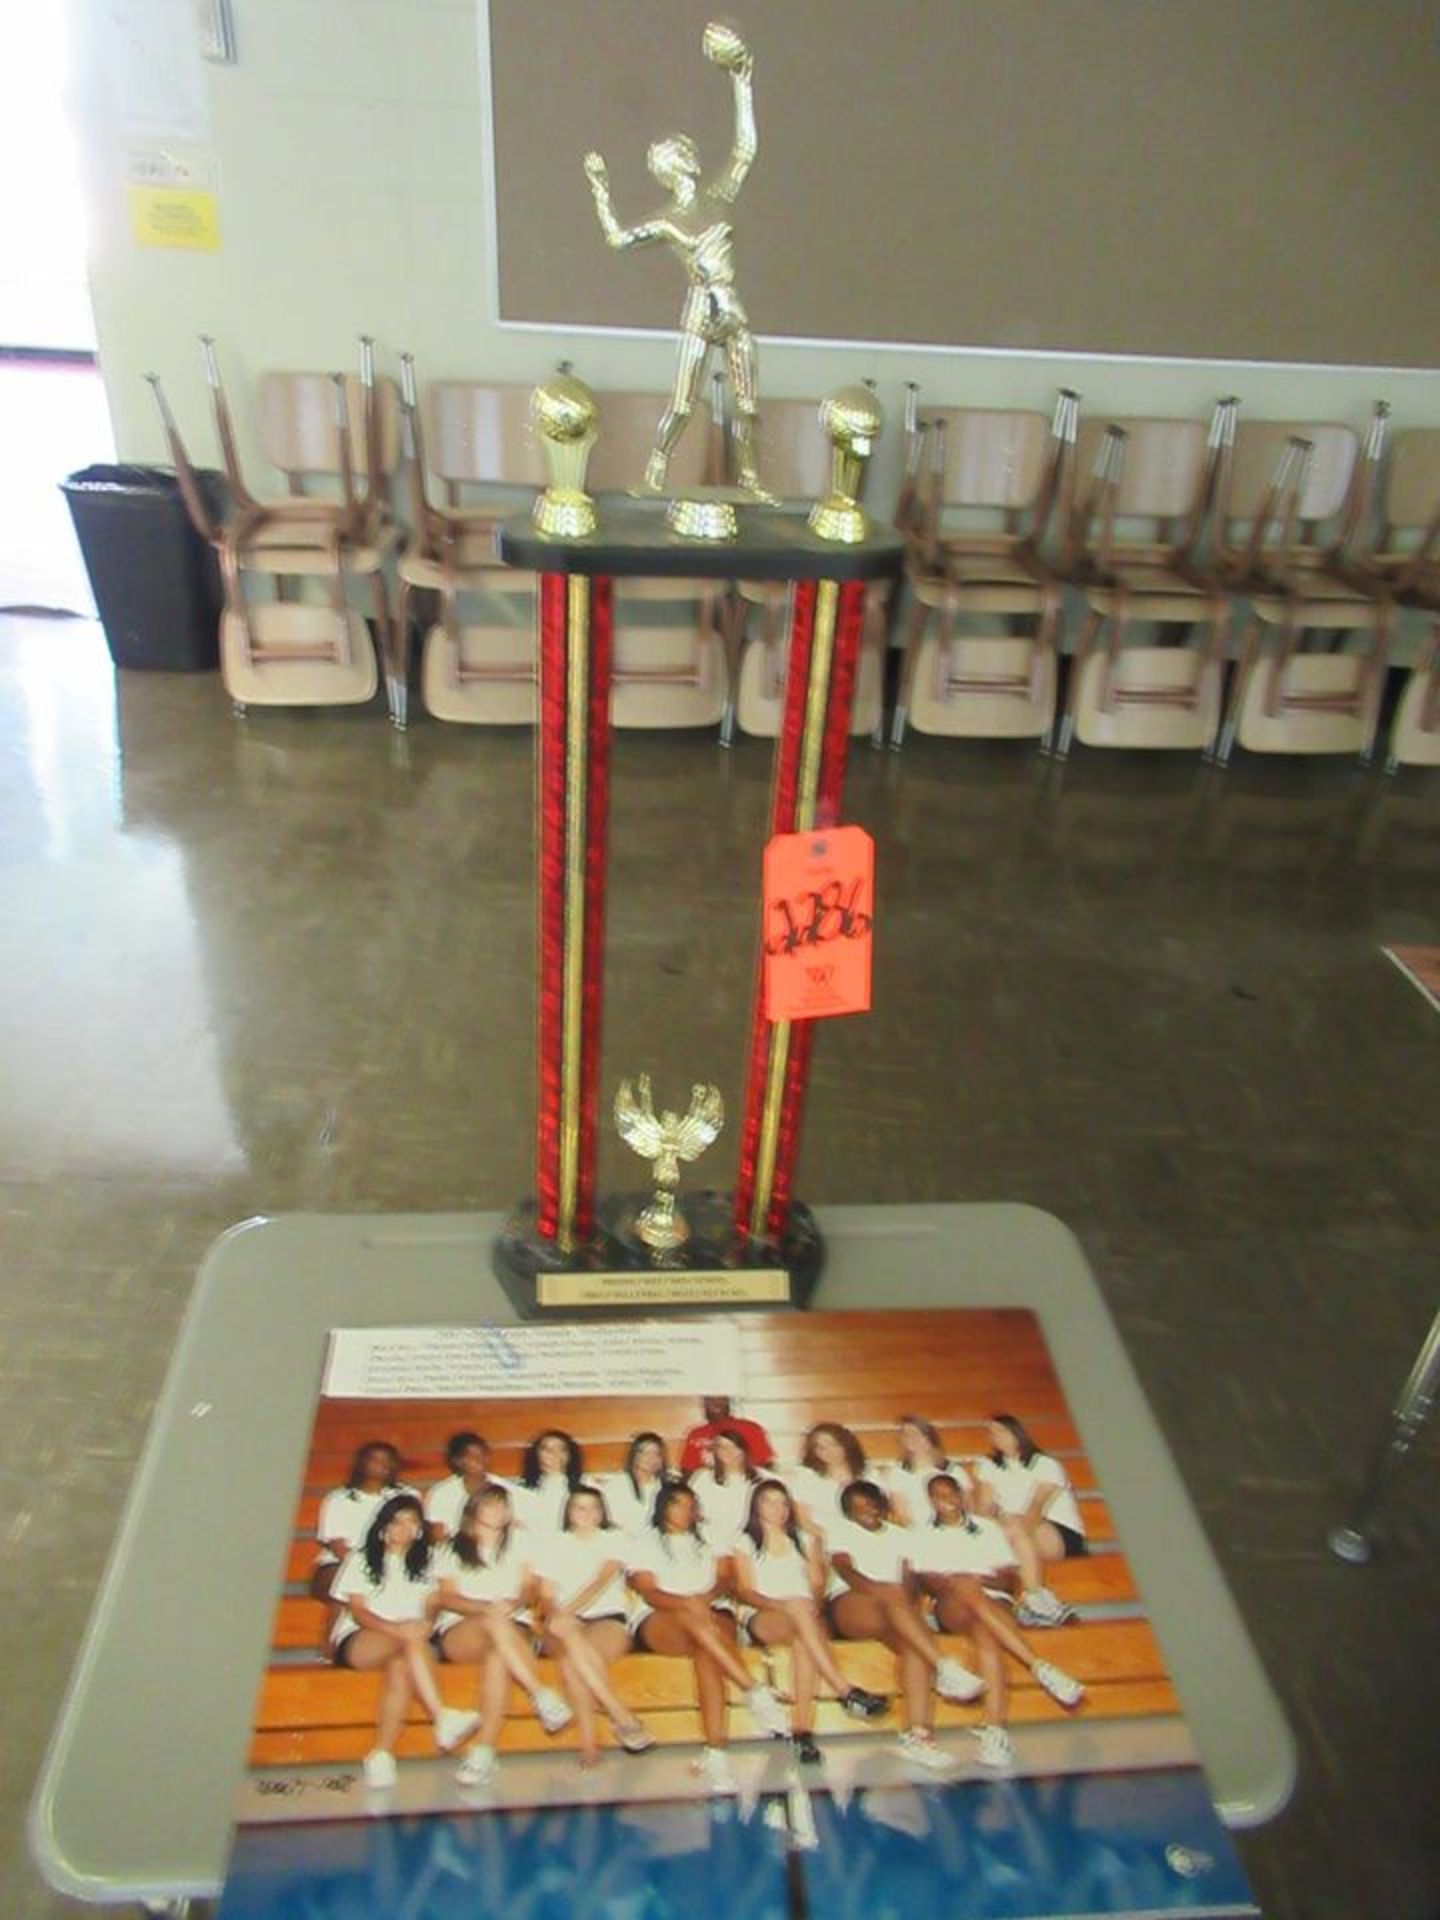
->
[128,185,221,251]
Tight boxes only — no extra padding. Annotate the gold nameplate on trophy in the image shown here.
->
[536,1268,792,1310]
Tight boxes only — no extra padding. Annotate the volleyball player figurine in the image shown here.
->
[583,22,773,528]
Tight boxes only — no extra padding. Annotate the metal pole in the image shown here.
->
[1328,1300,1440,1564]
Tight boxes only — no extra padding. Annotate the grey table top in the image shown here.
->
[30,1203,1295,1906]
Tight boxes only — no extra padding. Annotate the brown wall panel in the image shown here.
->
[489,0,1440,367]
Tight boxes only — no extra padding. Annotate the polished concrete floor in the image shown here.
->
[3,613,1439,1919]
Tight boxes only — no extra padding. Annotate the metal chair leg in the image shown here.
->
[1329,1301,1440,1564]
[889,597,928,750]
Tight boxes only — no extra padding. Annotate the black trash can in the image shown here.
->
[61,465,227,671]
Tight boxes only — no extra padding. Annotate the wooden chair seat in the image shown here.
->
[237,528,398,577]
[1080,563,1224,622]
[399,531,505,586]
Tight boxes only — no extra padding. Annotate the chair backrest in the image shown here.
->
[1383,430,1440,533]
[256,372,400,483]
[1223,421,1358,528]
[1074,417,1209,523]
[927,408,1052,511]
[750,397,832,501]
[425,382,545,489]
[588,391,712,492]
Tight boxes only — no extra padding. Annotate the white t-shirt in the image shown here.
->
[603,1471,667,1541]
[907,1516,1017,1579]
[733,1533,815,1603]
[686,1469,759,1550]
[330,1547,436,1644]
[976,1454,1084,1536]
[315,1485,417,1564]
[786,1466,855,1536]
[627,1530,721,1598]
[828,1517,910,1587]
[879,1460,972,1523]
[423,1473,510,1540]
[431,1537,531,1634]
[537,1529,630,1620]
[512,1474,575,1538]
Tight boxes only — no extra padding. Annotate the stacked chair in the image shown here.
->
[150,338,400,714]
[1053,403,1234,760]
[593,392,728,732]
[1347,426,1440,772]
[396,362,543,729]
[892,389,1076,749]
[398,368,726,730]
[730,381,889,744]
[1212,406,1389,765]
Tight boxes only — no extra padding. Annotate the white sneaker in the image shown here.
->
[362,1748,397,1790]
[971,1722,1015,1770]
[746,1682,791,1738]
[695,1745,737,1794]
[896,1729,958,1772]
[435,1706,481,1752]
[456,1742,498,1787]
[935,1656,985,1702]
[533,1686,574,1733]
[1033,1659,1085,1708]
[1016,1587,1073,1627]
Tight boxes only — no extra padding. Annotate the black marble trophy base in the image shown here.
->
[493,1191,824,1319]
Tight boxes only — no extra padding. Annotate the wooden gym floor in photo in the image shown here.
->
[1,586,1438,1909]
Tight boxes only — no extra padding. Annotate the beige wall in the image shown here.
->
[70,0,1440,507]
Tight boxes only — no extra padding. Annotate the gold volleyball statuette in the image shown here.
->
[614,1074,724,1253]
[808,386,884,545]
[531,374,599,538]
[583,18,768,529]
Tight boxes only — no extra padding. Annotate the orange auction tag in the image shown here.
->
[763,825,874,1022]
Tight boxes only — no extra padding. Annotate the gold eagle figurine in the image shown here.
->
[614,1074,724,1252]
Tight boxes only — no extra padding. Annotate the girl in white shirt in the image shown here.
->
[328,1494,479,1791]
[787,1421,868,1539]
[604,1430,676,1541]
[311,1441,413,1600]
[686,1427,760,1550]
[513,1428,586,1539]
[433,1486,574,1787]
[973,1414,1086,1627]
[628,1484,790,1794]
[827,1481,984,1774]
[730,1478,888,1766]
[535,1486,655,1766]
[879,1414,971,1527]
[423,1430,509,1544]
[910,1472,1085,1771]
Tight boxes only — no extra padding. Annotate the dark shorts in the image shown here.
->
[1051,1522,1088,1559]
[332,1632,359,1668]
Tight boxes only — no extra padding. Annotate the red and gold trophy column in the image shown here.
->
[529,379,611,1254]
[733,389,883,1248]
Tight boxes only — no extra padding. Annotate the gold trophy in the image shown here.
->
[531,373,599,538]
[614,1075,725,1252]
[808,386,884,544]
[583,20,770,539]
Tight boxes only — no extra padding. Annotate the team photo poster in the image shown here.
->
[217,1310,1257,1918]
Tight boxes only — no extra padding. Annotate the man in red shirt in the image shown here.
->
[678,1397,776,1474]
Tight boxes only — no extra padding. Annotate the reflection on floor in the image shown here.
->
[0,356,111,614]
[2,614,1438,1920]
